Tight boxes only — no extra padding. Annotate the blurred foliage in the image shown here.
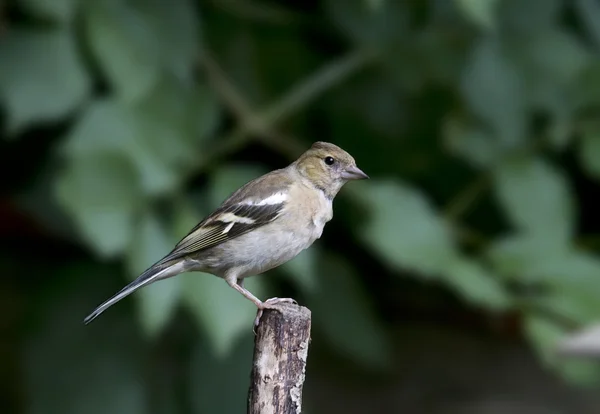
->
[4,0,600,412]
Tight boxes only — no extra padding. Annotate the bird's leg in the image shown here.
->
[225,276,263,308]
[225,275,297,327]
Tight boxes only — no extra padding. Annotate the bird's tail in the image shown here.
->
[83,261,185,325]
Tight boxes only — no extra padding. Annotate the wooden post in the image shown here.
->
[248,302,311,414]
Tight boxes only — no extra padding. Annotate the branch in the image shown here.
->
[261,49,373,126]
[248,303,311,414]
[201,49,374,165]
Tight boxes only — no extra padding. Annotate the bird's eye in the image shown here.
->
[324,156,335,166]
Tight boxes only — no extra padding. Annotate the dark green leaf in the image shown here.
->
[127,211,181,337]
[280,247,319,293]
[510,28,590,132]
[576,0,600,50]
[189,334,254,413]
[493,156,575,241]
[25,265,147,414]
[308,252,391,369]
[131,75,220,168]
[356,180,455,275]
[486,233,570,281]
[84,0,159,103]
[55,151,141,257]
[540,251,600,323]
[497,0,561,35]
[182,274,267,356]
[579,125,600,180]
[461,37,526,146]
[62,98,196,196]
[325,0,408,46]
[560,360,600,386]
[0,29,90,133]
[456,0,500,31]
[21,0,79,22]
[443,116,501,168]
[61,99,137,156]
[573,61,600,110]
[444,257,511,310]
[524,313,566,364]
[133,0,200,80]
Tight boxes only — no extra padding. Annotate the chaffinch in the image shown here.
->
[84,141,368,325]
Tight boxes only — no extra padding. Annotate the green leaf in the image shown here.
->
[574,58,600,110]
[497,0,561,35]
[188,82,222,141]
[127,211,181,337]
[61,99,137,156]
[0,29,90,133]
[510,28,590,123]
[560,360,600,386]
[487,233,570,281]
[444,257,511,310]
[209,164,268,206]
[579,125,600,180]
[461,37,525,146]
[280,247,319,293]
[25,265,147,414]
[364,0,385,12]
[131,76,220,167]
[524,313,565,364]
[534,294,596,325]
[356,180,455,275]
[443,116,502,168]
[540,251,600,323]
[456,0,499,31]
[182,274,267,356]
[493,156,575,241]
[576,0,600,50]
[133,0,200,80]
[55,151,141,257]
[62,98,194,196]
[84,0,159,103]
[21,0,80,22]
[189,334,254,413]
[325,0,408,46]
[308,253,391,369]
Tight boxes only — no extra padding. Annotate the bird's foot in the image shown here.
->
[253,297,298,327]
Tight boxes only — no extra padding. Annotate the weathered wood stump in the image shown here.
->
[248,302,311,414]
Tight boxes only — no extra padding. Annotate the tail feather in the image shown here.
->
[83,261,183,325]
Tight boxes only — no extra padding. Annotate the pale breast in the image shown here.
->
[309,189,333,241]
[194,184,334,279]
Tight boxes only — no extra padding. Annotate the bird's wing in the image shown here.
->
[157,170,292,264]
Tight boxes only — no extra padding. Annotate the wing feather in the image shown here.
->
[156,200,285,264]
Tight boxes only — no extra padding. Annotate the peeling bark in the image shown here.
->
[248,303,311,414]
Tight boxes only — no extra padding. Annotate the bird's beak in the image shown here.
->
[341,165,369,180]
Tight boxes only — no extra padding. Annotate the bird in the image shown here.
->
[83,141,369,326]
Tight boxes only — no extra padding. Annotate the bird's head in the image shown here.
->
[293,141,369,198]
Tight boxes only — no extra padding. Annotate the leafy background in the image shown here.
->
[3,0,600,413]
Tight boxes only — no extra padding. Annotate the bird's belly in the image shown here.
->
[237,226,316,277]
[198,221,319,279]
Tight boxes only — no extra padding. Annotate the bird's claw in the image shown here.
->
[253,297,298,328]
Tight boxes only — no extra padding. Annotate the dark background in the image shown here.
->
[2,0,600,413]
